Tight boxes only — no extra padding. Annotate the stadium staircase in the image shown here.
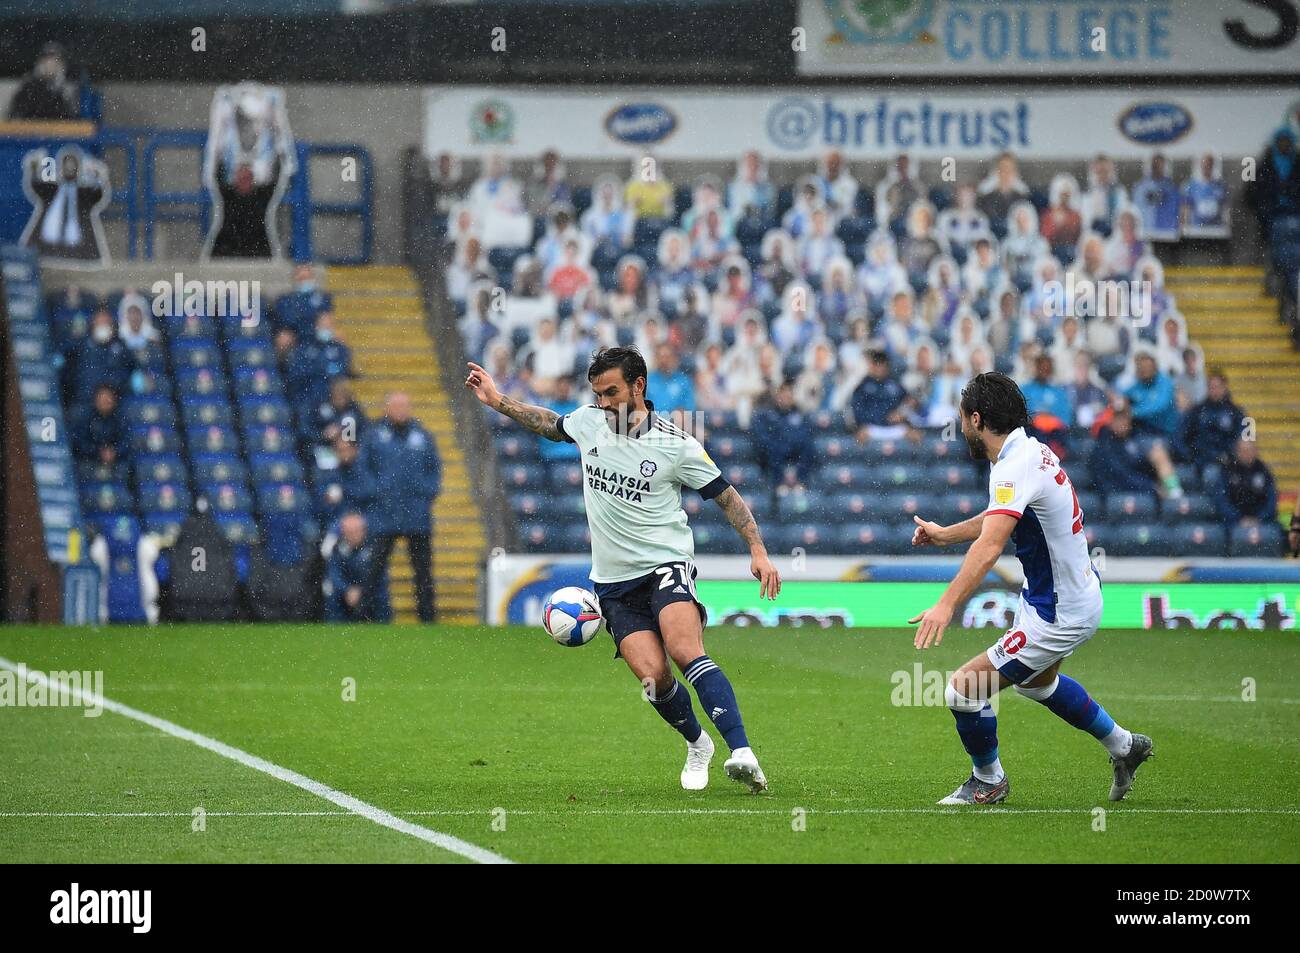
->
[327,265,484,624]
[1165,265,1300,499]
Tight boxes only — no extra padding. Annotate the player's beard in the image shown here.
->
[964,427,989,460]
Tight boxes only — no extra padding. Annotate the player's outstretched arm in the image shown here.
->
[911,511,986,547]
[715,486,781,600]
[909,512,1017,649]
[465,361,566,442]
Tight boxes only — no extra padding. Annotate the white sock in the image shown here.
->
[688,731,712,749]
[973,758,1005,784]
[1100,724,1133,757]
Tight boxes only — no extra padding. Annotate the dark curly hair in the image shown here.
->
[959,372,1030,435]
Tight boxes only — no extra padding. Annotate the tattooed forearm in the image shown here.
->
[715,486,766,553]
[494,394,565,441]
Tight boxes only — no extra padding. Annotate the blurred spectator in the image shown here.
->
[875,154,921,232]
[794,340,838,413]
[7,42,75,120]
[540,376,581,461]
[581,174,635,251]
[359,392,442,623]
[1132,153,1180,241]
[753,381,815,489]
[1090,407,1180,498]
[937,184,990,253]
[1002,202,1048,290]
[527,149,571,218]
[755,229,796,306]
[772,282,825,354]
[899,201,947,284]
[728,150,774,219]
[694,342,733,412]
[1216,439,1277,530]
[782,177,822,239]
[519,317,575,396]
[320,437,377,524]
[1082,154,1128,236]
[324,511,389,623]
[287,311,352,413]
[72,384,126,465]
[646,343,695,412]
[446,236,493,304]
[1021,354,1072,425]
[857,232,908,315]
[1040,174,1083,253]
[818,150,859,215]
[977,152,1029,224]
[430,152,468,217]
[546,239,594,301]
[608,256,657,324]
[534,205,586,273]
[276,264,333,338]
[466,153,531,248]
[1066,352,1108,430]
[850,350,908,438]
[1181,153,1230,238]
[688,207,737,275]
[1154,313,1189,378]
[1247,127,1300,235]
[1105,208,1148,277]
[1173,344,1207,408]
[624,153,674,219]
[1181,372,1246,470]
[1125,350,1179,438]
[116,292,159,354]
[311,377,368,449]
[69,309,129,404]
[681,177,730,237]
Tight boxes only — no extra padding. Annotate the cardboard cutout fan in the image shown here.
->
[20,145,111,269]
[202,83,296,259]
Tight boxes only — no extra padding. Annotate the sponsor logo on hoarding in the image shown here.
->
[767,96,1030,152]
[824,0,938,45]
[470,98,514,144]
[604,103,677,145]
[1118,102,1193,145]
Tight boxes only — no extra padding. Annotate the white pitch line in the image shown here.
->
[0,656,511,864]
[3,808,1298,818]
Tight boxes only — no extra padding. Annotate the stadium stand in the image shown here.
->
[439,149,1293,559]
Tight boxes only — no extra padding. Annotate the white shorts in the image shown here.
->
[984,596,1102,684]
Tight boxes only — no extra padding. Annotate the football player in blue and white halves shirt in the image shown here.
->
[909,372,1153,806]
[466,346,781,794]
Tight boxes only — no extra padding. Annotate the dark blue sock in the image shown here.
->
[1040,675,1115,738]
[648,679,702,743]
[683,655,750,751]
[950,704,1000,769]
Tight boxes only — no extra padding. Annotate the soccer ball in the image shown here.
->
[543,587,604,647]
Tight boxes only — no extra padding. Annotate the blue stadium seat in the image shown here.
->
[215,513,259,544]
[250,454,304,486]
[560,522,591,552]
[239,397,293,428]
[868,437,923,462]
[1165,494,1216,523]
[243,423,294,455]
[79,460,128,486]
[683,494,726,525]
[121,396,176,429]
[927,492,984,525]
[180,398,234,429]
[502,461,547,492]
[256,483,311,518]
[206,483,255,516]
[1102,492,1160,521]
[494,433,539,461]
[170,340,221,371]
[90,513,147,623]
[187,424,240,456]
[709,434,754,463]
[1228,522,1284,558]
[838,522,911,555]
[719,462,762,489]
[864,462,914,490]
[143,512,185,538]
[219,314,271,344]
[812,462,871,494]
[1107,523,1172,557]
[132,369,173,399]
[633,218,668,248]
[129,424,182,456]
[517,521,559,552]
[691,523,734,555]
[926,461,983,490]
[227,339,275,370]
[176,367,229,398]
[164,313,217,341]
[137,481,192,516]
[1174,464,1200,492]
[191,454,249,487]
[1170,523,1226,555]
[813,433,867,462]
[81,481,133,515]
[234,367,283,399]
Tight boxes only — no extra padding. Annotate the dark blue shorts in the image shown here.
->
[594,560,707,652]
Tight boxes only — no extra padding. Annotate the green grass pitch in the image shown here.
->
[1,624,1297,863]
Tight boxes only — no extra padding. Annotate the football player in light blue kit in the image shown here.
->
[467,347,781,792]
[910,373,1153,805]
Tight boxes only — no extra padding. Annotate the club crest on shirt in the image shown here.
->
[994,482,1015,504]
[640,459,658,478]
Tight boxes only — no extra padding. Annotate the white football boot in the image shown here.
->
[681,731,714,790]
[723,746,768,793]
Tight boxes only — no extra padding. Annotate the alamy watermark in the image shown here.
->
[150,272,260,324]
[0,663,103,717]
[1043,275,1153,328]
